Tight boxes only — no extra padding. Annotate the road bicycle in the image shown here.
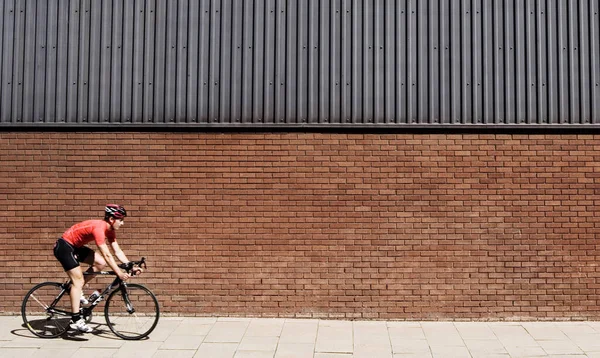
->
[21,258,159,340]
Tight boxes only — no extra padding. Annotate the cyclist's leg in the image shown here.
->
[53,239,85,311]
[65,266,85,314]
[82,250,107,284]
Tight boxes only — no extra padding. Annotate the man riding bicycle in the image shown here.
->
[53,204,142,333]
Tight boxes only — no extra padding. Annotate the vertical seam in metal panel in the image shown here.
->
[504,0,508,124]
[449,0,454,123]
[525,0,530,124]
[593,0,596,123]
[207,0,213,122]
[579,0,584,124]
[194,0,200,122]
[32,0,38,121]
[567,0,573,124]
[296,0,300,124]
[591,0,598,123]
[584,0,591,124]
[75,0,80,121]
[97,0,102,122]
[579,0,585,124]
[187,0,192,121]
[461,0,466,124]
[165,0,170,122]
[547,0,552,123]
[416,0,420,123]
[536,0,541,124]
[240,0,244,123]
[113,0,117,121]
[494,0,501,125]
[252,0,256,122]
[318,0,322,123]
[330,0,333,124]
[558,0,564,123]
[142,0,146,123]
[9,0,16,122]
[133,0,138,123]
[260,0,265,123]
[216,1,223,123]
[0,0,3,114]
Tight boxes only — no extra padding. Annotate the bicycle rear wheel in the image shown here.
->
[21,282,71,338]
[104,283,159,340]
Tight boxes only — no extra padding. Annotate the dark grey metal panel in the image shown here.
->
[1,0,600,128]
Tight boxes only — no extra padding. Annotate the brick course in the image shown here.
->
[1,132,599,320]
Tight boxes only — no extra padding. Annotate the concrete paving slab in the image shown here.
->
[422,322,465,347]
[522,323,569,341]
[566,333,600,352]
[537,339,584,355]
[275,343,316,358]
[194,342,239,358]
[430,344,471,357]
[502,345,547,357]
[113,341,162,357]
[490,324,540,347]
[30,348,79,357]
[279,320,318,344]
[393,353,432,358]
[238,336,279,351]
[388,325,426,340]
[160,334,204,350]
[0,347,38,358]
[354,320,391,347]
[205,320,250,343]
[354,346,393,358]
[389,338,431,355]
[315,320,353,354]
[73,347,119,357]
[244,319,285,337]
[171,322,213,336]
[234,350,276,358]
[463,338,508,355]
[455,322,498,340]
[153,349,196,357]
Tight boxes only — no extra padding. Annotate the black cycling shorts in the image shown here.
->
[53,238,94,271]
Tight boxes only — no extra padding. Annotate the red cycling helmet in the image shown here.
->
[105,204,127,220]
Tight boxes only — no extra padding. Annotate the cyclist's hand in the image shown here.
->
[118,271,130,281]
[132,266,144,276]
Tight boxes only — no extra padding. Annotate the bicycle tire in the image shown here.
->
[21,282,71,338]
[104,283,160,340]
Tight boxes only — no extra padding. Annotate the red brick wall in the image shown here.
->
[1,132,599,320]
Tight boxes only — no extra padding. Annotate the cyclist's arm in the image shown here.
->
[110,241,129,264]
[110,241,143,275]
[97,243,128,280]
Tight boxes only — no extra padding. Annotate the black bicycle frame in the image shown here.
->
[46,271,124,317]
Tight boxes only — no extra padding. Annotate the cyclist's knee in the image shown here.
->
[93,252,107,269]
[67,267,84,287]
[69,273,84,288]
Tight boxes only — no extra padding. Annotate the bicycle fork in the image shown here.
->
[119,283,135,314]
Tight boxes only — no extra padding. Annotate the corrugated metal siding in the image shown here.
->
[1,0,599,128]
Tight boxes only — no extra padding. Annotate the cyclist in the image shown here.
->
[53,204,142,333]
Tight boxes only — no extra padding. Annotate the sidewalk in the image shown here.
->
[2,315,600,357]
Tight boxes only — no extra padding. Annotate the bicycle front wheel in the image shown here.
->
[21,282,71,338]
[104,283,159,340]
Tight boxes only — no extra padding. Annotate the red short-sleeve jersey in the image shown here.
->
[62,220,116,248]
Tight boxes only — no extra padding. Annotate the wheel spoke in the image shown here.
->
[29,294,49,310]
